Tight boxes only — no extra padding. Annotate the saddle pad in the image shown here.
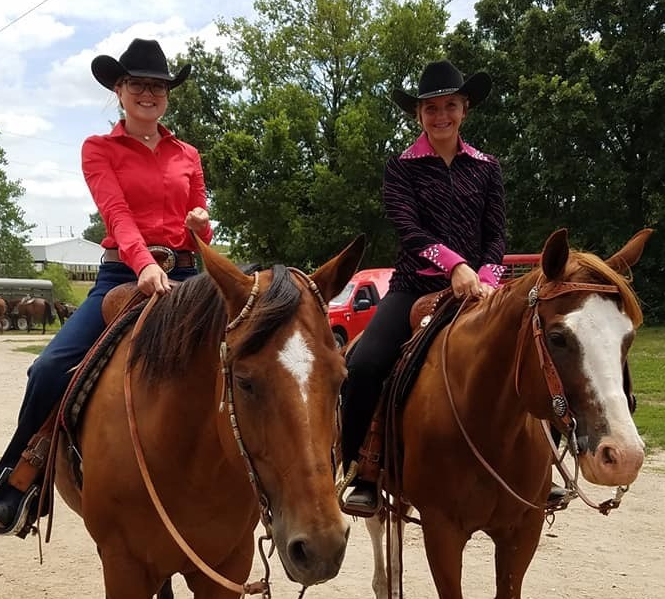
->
[385,294,460,412]
[60,300,147,477]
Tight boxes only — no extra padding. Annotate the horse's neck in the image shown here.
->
[444,275,542,421]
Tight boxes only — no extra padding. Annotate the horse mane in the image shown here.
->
[232,264,301,360]
[463,250,642,327]
[130,265,302,385]
[130,273,227,384]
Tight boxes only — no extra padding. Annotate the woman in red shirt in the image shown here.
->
[0,38,213,536]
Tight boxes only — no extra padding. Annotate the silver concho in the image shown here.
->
[552,394,568,418]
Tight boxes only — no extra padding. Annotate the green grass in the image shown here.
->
[70,280,93,305]
[632,326,665,451]
[14,344,47,355]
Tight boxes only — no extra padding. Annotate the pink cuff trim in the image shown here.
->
[478,264,506,288]
[419,244,466,278]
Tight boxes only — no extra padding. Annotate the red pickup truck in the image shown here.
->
[328,255,540,348]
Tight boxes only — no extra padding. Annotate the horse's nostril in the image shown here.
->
[601,445,618,465]
[288,537,310,568]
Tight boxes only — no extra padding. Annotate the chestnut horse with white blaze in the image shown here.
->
[55,234,365,598]
[368,228,650,599]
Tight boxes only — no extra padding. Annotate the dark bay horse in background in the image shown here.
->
[54,301,77,326]
[368,229,651,599]
[17,297,55,333]
[55,235,365,598]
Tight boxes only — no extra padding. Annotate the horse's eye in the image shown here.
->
[548,331,567,348]
[235,377,253,394]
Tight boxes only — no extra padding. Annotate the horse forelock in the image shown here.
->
[130,273,227,384]
[232,265,302,359]
[566,252,642,328]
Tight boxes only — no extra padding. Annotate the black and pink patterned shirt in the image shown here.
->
[384,132,506,294]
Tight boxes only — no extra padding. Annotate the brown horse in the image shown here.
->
[55,235,365,598]
[54,301,77,326]
[17,297,55,333]
[367,229,650,599]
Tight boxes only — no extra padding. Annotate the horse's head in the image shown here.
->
[196,235,365,586]
[524,228,651,487]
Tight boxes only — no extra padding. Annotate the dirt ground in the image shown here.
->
[0,334,663,598]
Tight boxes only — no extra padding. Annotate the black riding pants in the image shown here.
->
[340,290,420,473]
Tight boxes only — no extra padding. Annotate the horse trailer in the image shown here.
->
[0,278,55,331]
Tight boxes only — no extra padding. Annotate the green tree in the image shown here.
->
[0,144,36,277]
[207,0,450,267]
[82,211,106,244]
[447,0,665,319]
[38,263,74,303]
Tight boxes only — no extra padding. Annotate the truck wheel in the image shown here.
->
[1,317,10,331]
[16,317,29,331]
[333,331,346,349]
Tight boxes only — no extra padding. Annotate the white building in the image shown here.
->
[26,237,103,281]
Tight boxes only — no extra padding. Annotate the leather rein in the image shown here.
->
[123,268,328,597]
[441,276,630,515]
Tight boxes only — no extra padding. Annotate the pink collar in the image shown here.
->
[400,132,491,162]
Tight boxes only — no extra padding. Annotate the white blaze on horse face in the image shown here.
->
[278,329,314,403]
[563,295,642,445]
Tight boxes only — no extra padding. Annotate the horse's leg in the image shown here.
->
[183,531,254,599]
[419,509,468,599]
[156,578,174,599]
[366,513,388,598]
[42,313,46,334]
[491,512,544,599]
[99,547,161,599]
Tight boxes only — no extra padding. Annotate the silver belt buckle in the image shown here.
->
[148,245,177,274]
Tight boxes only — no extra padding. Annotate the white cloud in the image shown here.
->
[0,112,53,136]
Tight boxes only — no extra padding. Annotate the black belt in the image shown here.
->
[102,246,195,273]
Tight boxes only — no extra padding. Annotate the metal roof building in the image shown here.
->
[26,237,103,280]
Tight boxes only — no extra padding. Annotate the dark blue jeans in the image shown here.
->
[0,262,197,473]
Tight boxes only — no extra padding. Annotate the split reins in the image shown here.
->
[438,276,631,515]
[123,268,328,598]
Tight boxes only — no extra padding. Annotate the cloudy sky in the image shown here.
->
[0,0,474,241]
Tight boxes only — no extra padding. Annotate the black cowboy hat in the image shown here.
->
[392,59,491,117]
[91,38,191,91]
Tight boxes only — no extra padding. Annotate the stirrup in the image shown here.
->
[337,461,383,518]
[0,468,40,538]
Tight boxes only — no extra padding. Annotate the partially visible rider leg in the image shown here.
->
[340,291,417,516]
[0,292,107,537]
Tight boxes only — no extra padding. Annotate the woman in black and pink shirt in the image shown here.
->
[341,59,507,514]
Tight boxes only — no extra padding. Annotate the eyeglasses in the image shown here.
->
[123,78,169,97]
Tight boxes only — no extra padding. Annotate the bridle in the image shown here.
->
[440,275,633,516]
[515,275,637,515]
[124,267,328,597]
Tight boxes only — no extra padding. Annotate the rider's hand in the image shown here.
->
[138,263,171,296]
[185,207,210,235]
[450,263,483,299]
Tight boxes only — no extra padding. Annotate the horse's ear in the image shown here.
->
[311,234,366,303]
[541,228,569,280]
[193,232,255,313]
[605,228,654,274]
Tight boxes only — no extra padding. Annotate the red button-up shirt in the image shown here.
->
[82,120,213,276]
